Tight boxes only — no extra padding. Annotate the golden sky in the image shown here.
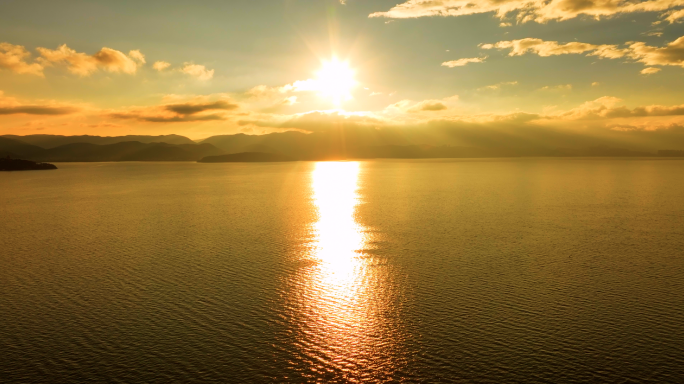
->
[1,0,684,140]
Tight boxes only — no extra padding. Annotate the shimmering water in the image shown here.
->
[1,159,684,383]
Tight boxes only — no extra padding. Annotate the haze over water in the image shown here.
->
[2,159,684,382]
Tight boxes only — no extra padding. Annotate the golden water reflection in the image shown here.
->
[295,161,396,380]
[311,161,366,279]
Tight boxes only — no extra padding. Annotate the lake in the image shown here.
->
[1,159,684,382]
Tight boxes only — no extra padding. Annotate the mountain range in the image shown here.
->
[0,136,223,162]
[1,129,682,162]
[1,134,194,148]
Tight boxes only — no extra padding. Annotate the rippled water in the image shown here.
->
[2,159,684,383]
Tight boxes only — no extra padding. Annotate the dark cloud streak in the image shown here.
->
[165,101,238,115]
[0,106,77,115]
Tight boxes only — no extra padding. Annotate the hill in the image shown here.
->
[0,157,57,171]
[2,134,195,148]
[0,137,46,158]
[659,150,684,157]
[198,152,296,163]
[1,140,224,162]
[200,130,658,160]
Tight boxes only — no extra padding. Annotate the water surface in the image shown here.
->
[1,159,684,382]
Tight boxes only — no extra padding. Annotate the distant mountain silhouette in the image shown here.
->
[199,152,295,163]
[200,130,658,160]
[2,134,195,149]
[535,146,652,157]
[0,137,46,158]
[0,140,224,162]
[202,132,317,158]
[659,150,684,157]
[2,128,673,162]
[349,145,515,159]
[0,157,57,171]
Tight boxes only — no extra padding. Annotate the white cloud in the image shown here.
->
[441,57,487,67]
[628,36,684,67]
[128,50,146,64]
[641,67,662,74]
[664,8,684,23]
[153,61,171,71]
[482,38,627,58]
[0,42,44,76]
[478,81,518,90]
[539,84,573,91]
[244,84,296,101]
[369,0,684,24]
[483,35,684,69]
[547,96,684,121]
[181,63,214,80]
[37,45,142,76]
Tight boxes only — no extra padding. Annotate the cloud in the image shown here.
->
[80,123,122,129]
[628,36,684,67]
[37,45,142,76]
[0,106,78,115]
[181,63,214,80]
[227,95,684,156]
[441,57,487,67]
[664,8,684,22]
[0,92,80,115]
[384,95,459,116]
[641,67,662,74]
[111,113,225,123]
[0,42,44,76]
[375,94,684,133]
[153,61,171,71]
[484,35,684,69]
[478,81,518,90]
[282,96,298,106]
[369,0,684,24]
[128,50,146,64]
[482,38,627,58]
[2,41,214,79]
[244,84,294,100]
[410,100,448,111]
[109,97,238,123]
[539,84,572,91]
[239,110,383,132]
[164,100,238,115]
[242,76,355,105]
[546,96,684,121]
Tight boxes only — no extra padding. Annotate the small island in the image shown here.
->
[198,152,296,163]
[0,157,57,171]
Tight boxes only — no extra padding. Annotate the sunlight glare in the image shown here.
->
[311,161,364,275]
[315,58,357,106]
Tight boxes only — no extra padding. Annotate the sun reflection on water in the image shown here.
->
[286,161,408,380]
[311,161,365,279]
[291,161,388,379]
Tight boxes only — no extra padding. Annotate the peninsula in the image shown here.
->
[1,157,57,171]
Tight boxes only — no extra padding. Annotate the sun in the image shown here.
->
[315,58,356,105]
